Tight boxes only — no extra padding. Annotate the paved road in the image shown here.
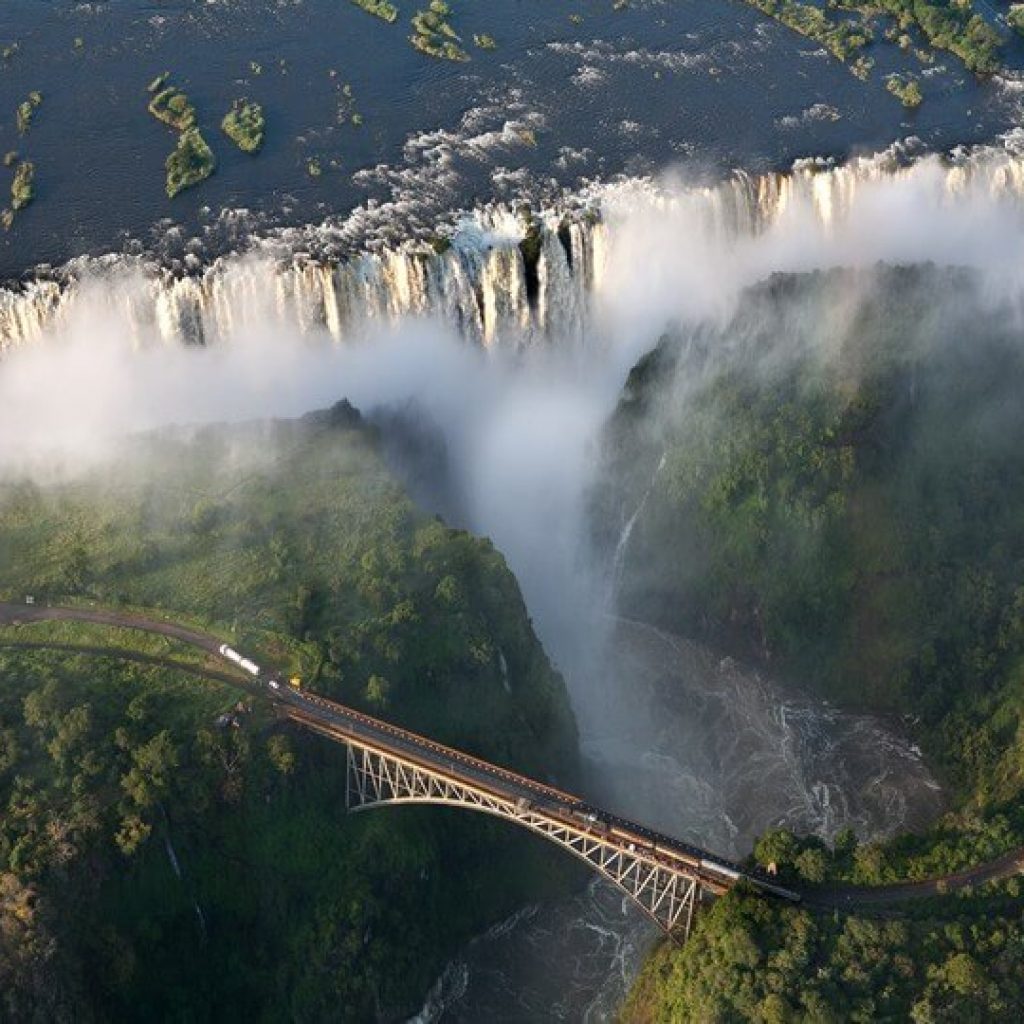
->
[802,844,1024,910]
[0,601,772,897]
[3,601,1022,911]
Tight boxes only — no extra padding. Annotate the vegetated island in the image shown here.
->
[165,128,215,198]
[411,0,470,62]
[147,83,197,132]
[741,0,1003,85]
[10,160,33,210]
[595,264,1024,1020]
[145,76,215,197]
[1011,4,1024,37]
[887,71,923,107]
[0,401,578,1020]
[16,92,42,135]
[1,159,34,229]
[350,0,399,23]
[221,99,265,153]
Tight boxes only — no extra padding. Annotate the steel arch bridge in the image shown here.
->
[0,602,801,940]
[287,696,800,940]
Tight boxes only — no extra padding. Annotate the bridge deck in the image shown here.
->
[276,684,794,900]
[0,601,799,907]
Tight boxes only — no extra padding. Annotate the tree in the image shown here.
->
[267,734,296,777]
[365,675,392,710]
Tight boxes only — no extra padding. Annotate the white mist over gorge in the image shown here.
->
[5,137,1024,1018]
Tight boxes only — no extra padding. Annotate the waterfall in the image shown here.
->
[608,453,666,605]
[6,134,1024,354]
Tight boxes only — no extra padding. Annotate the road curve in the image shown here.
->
[2,601,1022,911]
[801,844,1024,911]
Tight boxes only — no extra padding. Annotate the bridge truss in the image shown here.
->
[343,740,704,937]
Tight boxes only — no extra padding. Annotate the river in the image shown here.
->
[4,0,1024,276]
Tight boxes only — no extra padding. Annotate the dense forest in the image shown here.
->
[598,265,1024,1019]
[0,402,579,1021]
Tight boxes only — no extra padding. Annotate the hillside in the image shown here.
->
[594,265,1024,1019]
[0,401,579,1021]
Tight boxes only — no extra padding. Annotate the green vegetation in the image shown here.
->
[221,99,265,153]
[474,32,497,50]
[741,0,1003,79]
[147,84,197,131]
[411,0,470,62]
[146,72,169,94]
[15,92,42,135]
[1011,4,1024,37]
[601,264,1024,1018]
[745,0,874,65]
[307,156,323,177]
[335,81,364,128]
[164,128,215,197]
[623,882,1024,1023]
[0,403,578,1019]
[350,0,399,22]
[10,160,34,211]
[886,71,923,106]
[849,0,1002,73]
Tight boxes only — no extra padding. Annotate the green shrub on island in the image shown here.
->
[1011,4,1024,36]
[886,72,923,107]
[15,92,42,135]
[148,85,197,132]
[744,0,873,66]
[411,0,470,61]
[743,0,1002,76]
[221,99,265,153]
[11,160,34,211]
[165,128,215,197]
[473,33,497,50]
[350,0,399,23]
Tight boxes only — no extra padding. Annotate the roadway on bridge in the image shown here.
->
[1,600,1022,912]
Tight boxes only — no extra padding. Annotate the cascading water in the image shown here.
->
[608,453,666,604]
[7,133,1024,356]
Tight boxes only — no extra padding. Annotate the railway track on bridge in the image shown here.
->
[2,601,1021,933]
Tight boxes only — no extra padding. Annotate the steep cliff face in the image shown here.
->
[0,407,579,1021]
[604,262,1024,1024]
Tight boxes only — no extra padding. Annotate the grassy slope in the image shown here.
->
[0,403,579,1021]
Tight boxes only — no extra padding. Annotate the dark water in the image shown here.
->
[4,0,1024,276]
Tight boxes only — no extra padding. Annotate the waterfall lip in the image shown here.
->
[3,127,1023,299]
[8,129,1024,353]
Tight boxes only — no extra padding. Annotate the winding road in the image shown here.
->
[1,600,1022,913]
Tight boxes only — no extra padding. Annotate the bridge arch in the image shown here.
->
[343,740,704,936]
